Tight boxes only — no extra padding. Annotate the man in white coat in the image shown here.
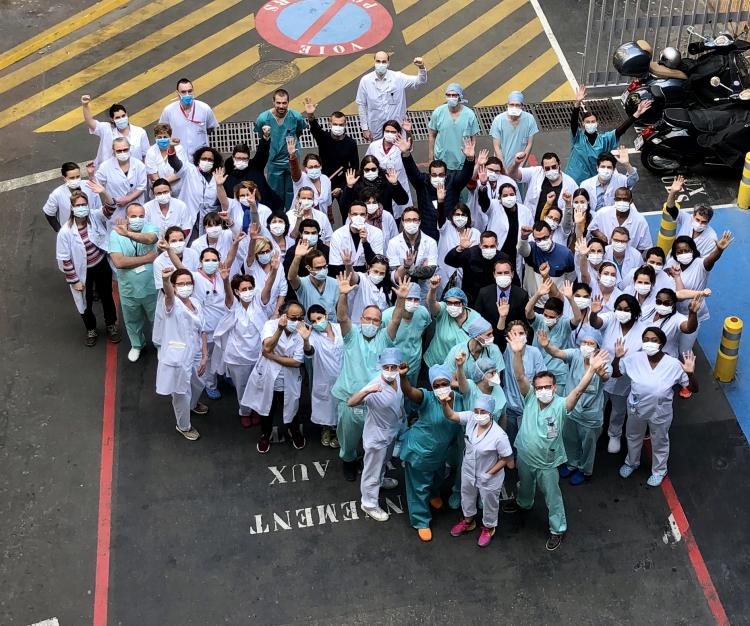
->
[158,78,219,159]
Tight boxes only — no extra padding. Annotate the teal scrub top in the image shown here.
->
[563,348,611,427]
[294,276,340,322]
[255,109,308,166]
[502,345,546,416]
[566,128,618,184]
[516,390,568,469]
[423,303,480,368]
[331,325,393,402]
[444,341,505,378]
[532,313,573,395]
[489,111,539,165]
[463,379,507,423]
[428,104,480,170]
[109,225,159,299]
[398,390,463,471]
[382,305,431,378]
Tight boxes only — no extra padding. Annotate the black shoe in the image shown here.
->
[546,533,564,551]
[342,460,357,482]
[85,329,98,347]
[502,499,519,514]
[287,426,306,450]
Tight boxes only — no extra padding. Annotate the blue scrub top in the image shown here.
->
[566,128,618,184]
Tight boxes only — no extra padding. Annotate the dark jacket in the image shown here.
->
[222,137,284,212]
[339,175,409,222]
[444,247,510,306]
[308,117,360,194]
[474,283,530,349]
[283,241,330,279]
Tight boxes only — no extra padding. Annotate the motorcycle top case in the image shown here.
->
[613,41,652,76]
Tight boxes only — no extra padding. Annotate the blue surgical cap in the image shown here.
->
[577,327,603,347]
[474,394,496,413]
[472,356,496,382]
[443,287,468,306]
[407,282,422,299]
[508,90,525,104]
[446,82,466,103]
[379,347,402,367]
[467,317,492,339]
[429,364,453,386]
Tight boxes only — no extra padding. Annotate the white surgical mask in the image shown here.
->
[363,170,378,181]
[361,323,379,338]
[507,106,522,117]
[542,315,558,328]
[614,200,630,213]
[198,159,214,172]
[574,296,591,309]
[692,220,707,233]
[648,262,664,273]
[612,241,627,253]
[536,238,553,252]
[404,300,420,313]
[495,275,512,289]
[545,218,559,231]
[202,260,219,274]
[598,167,613,181]
[535,388,554,404]
[481,247,497,260]
[501,195,517,208]
[585,122,598,134]
[403,222,420,235]
[599,274,617,288]
[331,125,345,136]
[270,223,285,236]
[156,192,171,205]
[257,252,272,264]
[573,201,588,211]
[383,132,398,143]
[588,253,603,265]
[488,373,501,386]
[433,386,452,400]
[642,341,661,356]
[116,150,130,162]
[72,205,89,218]
[676,252,694,265]
[544,169,559,181]
[239,197,252,207]
[430,176,444,188]
[487,171,499,182]
[205,225,222,238]
[350,215,366,229]
[474,412,492,426]
[66,178,81,189]
[655,304,673,316]
[233,159,248,171]
[366,202,379,214]
[169,241,186,254]
[175,284,193,298]
[128,216,144,231]
[614,310,632,324]
[382,369,398,382]
[634,283,651,295]
[369,272,384,285]
[580,344,596,358]
[452,215,468,228]
[114,116,129,130]
[446,304,463,318]
[302,233,319,246]
[299,198,314,210]
[239,290,255,303]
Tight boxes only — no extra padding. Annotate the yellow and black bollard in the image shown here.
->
[656,201,678,255]
[714,316,743,383]
[738,152,750,210]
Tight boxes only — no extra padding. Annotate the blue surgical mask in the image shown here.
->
[257,252,272,265]
[361,323,379,338]
[313,320,328,332]
[302,233,318,246]
[446,96,459,107]
[114,116,129,130]
[313,268,328,280]
[286,320,299,333]
[202,260,219,275]
[307,167,321,180]
[156,137,170,149]
[180,94,194,107]
[128,216,144,231]
[374,62,388,75]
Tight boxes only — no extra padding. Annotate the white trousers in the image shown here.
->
[360,440,395,509]
[607,392,628,438]
[625,405,673,477]
[172,366,205,431]
[225,362,255,416]
[461,478,502,528]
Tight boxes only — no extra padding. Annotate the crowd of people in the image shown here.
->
[47,53,733,551]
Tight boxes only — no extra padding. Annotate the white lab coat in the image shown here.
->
[155,296,204,396]
[329,223,385,267]
[386,231,439,293]
[158,99,219,159]
[348,271,389,321]
[481,200,533,278]
[459,414,513,490]
[177,165,218,232]
[603,244,644,289]
[212,297,271,373]
[190,229,236,262]
[95,156,147,212]
[144,197,193,237]
[151,249,200,346]
[293,172,333,214]
[286,208,333,244]
[241,319,304,423]
[675,209,717,256]
[361,375,403,448]
[580,171,633,212]
[599,312,646,396]
[144,143,188,196]
[356,68,427,140]
[437,223,480,288]
[588,205,653,251]
[620,352,688,423]
[90,120,150,168]
[519,166,578,217]
[55,216,109,313]
[366,139,412,218]
[43,183,102,225]
[306,324,345,426]
[370,210,399,247]
[467,176,519,232]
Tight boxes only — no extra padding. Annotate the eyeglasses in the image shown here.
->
[361,315,381,324]
[655,299,673,306]
[363,167,378,173]
[542,165,558,171]
[534,384,554,391]
[114,148,130,154]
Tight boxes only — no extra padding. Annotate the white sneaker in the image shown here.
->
[361,505,390,522]
[128,348,141,362]
[175,426,200,441]
[607,436,621,454]
[381,477,399,490]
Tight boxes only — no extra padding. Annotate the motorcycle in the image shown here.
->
[613,27,750,125]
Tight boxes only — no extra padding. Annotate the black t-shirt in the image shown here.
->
[501,206,519,262]
[535,178,562,221]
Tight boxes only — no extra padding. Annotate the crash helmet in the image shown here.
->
[659,47,682,69]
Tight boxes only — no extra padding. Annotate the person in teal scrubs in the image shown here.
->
[507,330,608,551]
[331,272,407,481]
[424,278,480,368]
[382,282,431,387]
[444,316,504,378]
[457,356,507,426]
[537,327,611,485]
[398,363,463,542]
[427,82,480,173]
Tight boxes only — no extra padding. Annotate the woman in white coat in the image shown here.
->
[289,144,333,219]
[362,187,399,245]
[366,120,412,219]
[173,146,223,234]
[156,267,209,441]
[243,301,306,454]
[300,303,345,448]
[213,263,278,428]
[56,190,120,346]
[436,191,480,289]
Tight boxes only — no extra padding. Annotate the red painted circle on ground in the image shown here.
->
[256,0,393,57]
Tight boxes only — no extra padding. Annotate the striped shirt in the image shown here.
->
[64,222,104,282]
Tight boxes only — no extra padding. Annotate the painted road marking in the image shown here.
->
[477,48,560,107]
[528,0,578,92]
[27,619,60,626]
[0,0,184,98]
[0,0,242,130]
[391,0,421,13]
[543,81,576,102]
[256,0,393,56]
[0,0,130,72]
[36,15,257,133]
[288,54,374,111]
[402,0,472,45]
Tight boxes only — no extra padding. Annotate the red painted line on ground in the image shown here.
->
[93,292,120,626]
[297,0,349,43]
[527,154,538,166]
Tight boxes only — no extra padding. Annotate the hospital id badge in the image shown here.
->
[352,406,367,418]
[134,265,146,274]
[545,415,558,440]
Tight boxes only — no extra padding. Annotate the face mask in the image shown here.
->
[487,171,499,183]
[239,197,252,207]
[446,304,463,318]
[270,223,285,236]
[403,222,420,235]
[156,137,170,150]
[383,132,398,143]
[116,151,130,162]
[169,241,186,254]
[676,252,694,265]
[331,125,345,136]
[433,386,452,400]
[544,169,559,181]
[446,97,459,108]
[501,195,517,208]
[574,296,591,309]
[128,216,144,231]
[452,215,468,229]
[313,268,328,280]
[588,253,603,265]
[535,388,554,404]
[307,167,321,180]
[285,320,299,333]
[175,284,193,298]
[72,205,89,218]
[488,373,501,386]
[361,323,379,338]
[199,160,214,173]
[299,199,314,210]
[542,315,558,328]
[614,200,630,213]
[614,310,632,324]
[507,106,522,117]
[66,178,81,189]
[302,233,319,246]
[573,201,588,211]
[481,247,497,260]
[544,218,559,231]
[180,94,194,107]
[405,300,420,313]
[374,62,388,75]
[474,412,492,426]
[313,320,328,332]
[114,116,129,130]
[366,202,379,214]
[599,274,617,288]
[233,159,249,171]
[382,369,398,382]
[655,304,673,316]
[634,283,651,296]
[351,215,366,229]
[642,341,661,356]
[156,192,171,205]
[598,167,613,181]
[580,344,596,358]
[363,170,378,181]
[512,334,528,346]
[612,241,627,253]
[585,122,598,134]
[430,176,444,188]
[495,275,512,289]
[691,220,707,233]
[536,238,553,252]
[202,260,219,274]
[239,290,255,303]
[369,272,385,285]
[648,262,663,273]
[206,225,222,238]
[257,252,272,264]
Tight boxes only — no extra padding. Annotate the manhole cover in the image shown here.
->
[248,60,300,84]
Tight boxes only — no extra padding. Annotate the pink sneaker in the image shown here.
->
[477,526,495,547]
[450,518,476,537]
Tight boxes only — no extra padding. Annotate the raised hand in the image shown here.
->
[561,279,574,299]
[574,237,589,256]
[385,167,399,184]
[403,248,417,268]
[614,337,627,358]
[462,136,476,159]
[413,57,425,68]
[392,274,412,299]
[477,164,488,185]
[270,251,281,271]
[688,294,703,313]
[436,180,446,202]
[113,218,129,237]
[539,262,550,280]
[575,84,586,105]
[297,323,312,341]
[546,191,556,205]
[398,362,410,376]
[86,179,105,194]
[682,351,696,374]
[170,137,181,148]
[589,349,610,371]
[295,239,311,257]
[509,335,526,353]
[497,297,510,319]
[232,231,246,246]
[157,239,169,251]
[429,274,441,290]
[454,350,467,367]
[458,229,473,250]
[337,271,357,295]
[520,224,534,240]
[514,151,526,164]
[262,125,271,140]
[303,96,317,117]
[669,174,685,195]
[477,148,489,167]
[213,166,227,185]
[286,135,297,156]
[345,168,360,187]
[716,230,734,250]
[401,116,412,133]
[341,247,353,266]
[219,262,230,281]
[614,145,630,165]
[590,294,603,314]
[574,206,587,225]
[249,222,260,238]
[537,329,550,348]
[634,98,653,117]
[562,190,572,204]
[81,94,92,105]
[278,313,288,329]
[161,266,175,281]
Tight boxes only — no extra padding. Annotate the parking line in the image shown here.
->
[0,0,130,72]
[402,0,472,45]
[527,0,578,92]
[391,0,421,13]
[288,55,374,112]
[543,80,575,102]
[477,48,560,107]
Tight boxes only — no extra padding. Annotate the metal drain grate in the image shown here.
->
[209,99,625,154]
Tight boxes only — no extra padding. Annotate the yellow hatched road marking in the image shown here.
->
[0,0,242,130]
[410,18,543,110]
[288,55,373,112]
[477,48,560,107]
[391,0,421,13]
[0,0,131,72]
[0,0,183,98]
[36,15,256,133]
[542,81,575,101]
[402,0,472,45]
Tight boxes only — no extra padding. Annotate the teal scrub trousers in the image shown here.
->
[516,458,567,535]
[404,462,444,529]
[120,292,157,349]
[563,419,602,476]
[336,401,366,462]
